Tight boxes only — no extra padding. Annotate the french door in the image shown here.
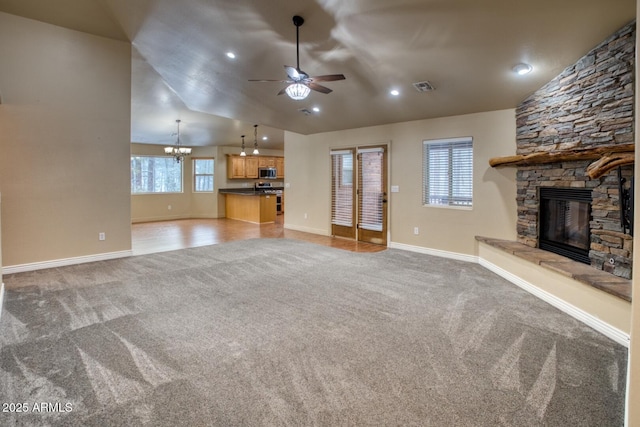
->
[331,145,387,245]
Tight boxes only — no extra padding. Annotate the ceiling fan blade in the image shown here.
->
[285,66,301,81]
[248,79,293,83]
[308,74,346,82]
[307,82,333,94]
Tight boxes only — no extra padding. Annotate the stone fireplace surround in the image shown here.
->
[514,21,635,280]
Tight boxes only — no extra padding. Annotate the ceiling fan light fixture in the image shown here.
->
[285,83,311,100]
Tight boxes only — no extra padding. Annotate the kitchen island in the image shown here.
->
[219,189,277,224]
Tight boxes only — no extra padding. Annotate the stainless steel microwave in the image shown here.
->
[258,167,277,179]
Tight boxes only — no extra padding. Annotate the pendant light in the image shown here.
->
[240,135,246,156]
[253,124,260,155]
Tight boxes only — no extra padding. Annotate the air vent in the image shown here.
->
[413,81,435,92]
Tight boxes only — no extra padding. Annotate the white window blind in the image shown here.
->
[423,137,473,207]
[331,150,354,226]
[358,148,384,231]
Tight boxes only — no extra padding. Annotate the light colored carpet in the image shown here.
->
[0,238,627,426]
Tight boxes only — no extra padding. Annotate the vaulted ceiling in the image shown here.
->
[0,0,635,149]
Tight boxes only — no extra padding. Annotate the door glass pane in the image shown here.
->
[331,152,353,226]
[358,150,384,231]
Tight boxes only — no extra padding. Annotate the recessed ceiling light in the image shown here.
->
[262,136,268,141]
[226,52,236,59]
[513,63,532,75]
[390,89,400,96]
[312,107,320,112]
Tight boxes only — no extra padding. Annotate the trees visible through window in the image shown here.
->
[193,158,214,192]
[423,137,473,207]
[131,156,183,194]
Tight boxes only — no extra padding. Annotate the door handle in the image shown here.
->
[382,199,387,203]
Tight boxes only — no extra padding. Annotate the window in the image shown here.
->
[423,137,473,207]
[341,155,353,186]
[131,156,183,194]
[193,158,214,192]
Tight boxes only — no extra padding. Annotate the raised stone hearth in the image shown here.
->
[476,236,631,302]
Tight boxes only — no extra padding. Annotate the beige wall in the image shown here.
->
[0,12,132,268]
[626,0,639,422]
[284,109,518,251]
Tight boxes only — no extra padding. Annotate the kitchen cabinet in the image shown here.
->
[227,155,284,179]
[258,157,277,168]
[224,193,276,223]
[227,155,246,179]
[276,157,284,178]
[245,156,259,178]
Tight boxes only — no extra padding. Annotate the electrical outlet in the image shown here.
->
[413,227,419,235]
[99,232,106,241]
[304,213,308,219]
[168,205,172,210]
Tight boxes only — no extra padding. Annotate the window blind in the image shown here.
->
[358,148,384,231]
[423,138,473,207]
[331,150,354,226]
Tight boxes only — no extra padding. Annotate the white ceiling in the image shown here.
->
[0,0,635,150]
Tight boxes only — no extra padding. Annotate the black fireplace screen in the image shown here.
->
[539,187,592,264]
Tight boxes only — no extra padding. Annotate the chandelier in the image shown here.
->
[164,119,191,163]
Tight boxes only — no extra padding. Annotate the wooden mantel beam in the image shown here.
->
[488,143,634,179]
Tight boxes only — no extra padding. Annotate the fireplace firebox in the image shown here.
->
[539,187,592,264]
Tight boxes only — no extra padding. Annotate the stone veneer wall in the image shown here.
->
[515,21,635,279]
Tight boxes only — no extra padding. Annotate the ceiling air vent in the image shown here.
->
[413,81,435,92]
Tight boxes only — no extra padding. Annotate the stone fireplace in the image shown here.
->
[514,21,635,279]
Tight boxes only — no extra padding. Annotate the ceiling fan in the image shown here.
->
[249,15,346,100]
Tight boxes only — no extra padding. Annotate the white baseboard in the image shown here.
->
[2,250,133,275]
[478,258,630,348]
[389,241,478,263]
[131,214,190,224]
[283,224,331,236]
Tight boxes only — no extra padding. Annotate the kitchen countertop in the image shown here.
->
[219,188,283,195]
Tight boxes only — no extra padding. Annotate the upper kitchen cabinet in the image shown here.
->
[258,157,277,168]
[245,157,259,178]
[276,157,284,178]
[227,155,246,179]
[227,155,282,179]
